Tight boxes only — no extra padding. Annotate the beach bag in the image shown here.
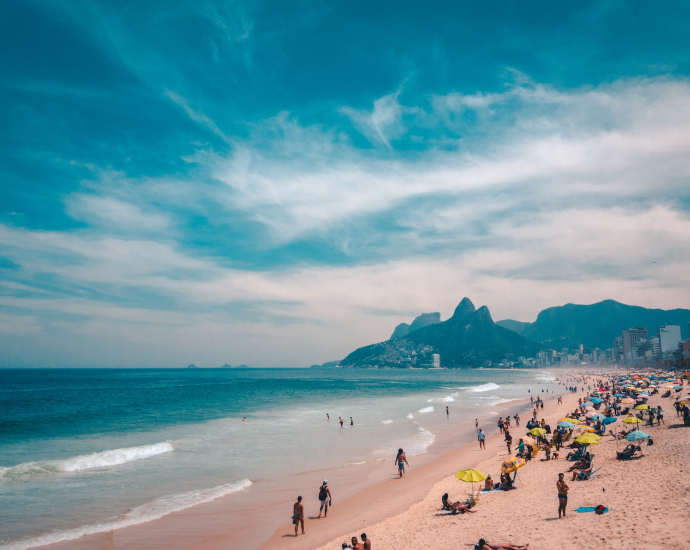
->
[595,505,606,515]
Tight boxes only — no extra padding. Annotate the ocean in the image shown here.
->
[0,368,560,549]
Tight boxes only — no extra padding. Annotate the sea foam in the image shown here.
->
[417,406,434,413]
[0,479,252,550]
[470,382,500,392]
[0,442,174,481]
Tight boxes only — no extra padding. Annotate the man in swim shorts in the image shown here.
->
[478,428,485,450]
[557,473,569,518]
[317,480,331,518]
[394,448,409,478]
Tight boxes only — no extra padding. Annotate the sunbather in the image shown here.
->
[470,539,529,550]
[441,493,476,514]
[571,467,592,480]
[483,475,493,491]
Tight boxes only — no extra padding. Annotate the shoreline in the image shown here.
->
[261,386,574,550]
[26,374,561,550]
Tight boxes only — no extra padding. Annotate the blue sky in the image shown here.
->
[2,0,690,367]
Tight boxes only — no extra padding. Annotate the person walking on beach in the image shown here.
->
[478,428,486,450]
[558,396,562,405]
[446,406,449,417]
[557,473,569,518]
[658,405,664,425]
[293,496,305,536]
[475,418,479,432]
[498,417,504,433]
[514,413,520,427]
[505,432,512,454]
[327,413,330,421]
[339,417,344,427]
[395,448,409,478]
[317,480,332,518]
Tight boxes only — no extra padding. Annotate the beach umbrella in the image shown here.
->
[581,402,593,407]
[623,417,643,424]
[638,393,650,397]
[614,393,624,397]
[529,428,546,436]
[634,404,649,410]
[560,418,580,424]
[625,430,650,442]
[500,456,526,474]
[590,397,604,403]
[591,414,606,421]
[575,433,602,445]
[621,398,635,404]
[558,421,576,428]
[674,385,683,389]
[602,417,617,425]
[455,468,487,494]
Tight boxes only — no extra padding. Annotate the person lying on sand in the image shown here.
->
[470,539,529,550]
[441,493,476,513]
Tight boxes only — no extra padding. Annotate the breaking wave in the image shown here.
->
[417,406,434,413]
[0,442,174,482]
[470,383,501,392]
[0,479,252,550]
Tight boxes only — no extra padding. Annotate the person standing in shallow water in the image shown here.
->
[394,448,409,478]
[350,417,353,426]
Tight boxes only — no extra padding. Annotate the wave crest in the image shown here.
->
[469,383,500,392]
[0,442,174,482]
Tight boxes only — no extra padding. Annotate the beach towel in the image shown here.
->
[575,506,609,514]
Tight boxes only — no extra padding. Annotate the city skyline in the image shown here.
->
[2,1,690,367]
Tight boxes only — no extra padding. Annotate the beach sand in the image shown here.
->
[295,381,689,550]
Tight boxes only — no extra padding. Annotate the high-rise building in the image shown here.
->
[622,328,648,360]
[613,336,623,361]
[659,325,681,353]
[650,337,661,359]
[432,354,440,368]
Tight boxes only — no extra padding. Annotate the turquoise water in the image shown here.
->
[0,368,558,549]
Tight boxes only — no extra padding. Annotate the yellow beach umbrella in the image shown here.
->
[529,428,547,436]
[455,468,487,493]
[623,417,643,424]
[575,433,602,445]
[455,468,487,483]
[560,418,580,424]
[634,404,649,410]
[500,456,526,474]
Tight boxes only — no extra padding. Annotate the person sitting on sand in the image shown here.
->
[483,475,493,491]
[470,539,529,550]
[571,467,592,481]
[350,536,364,549]
[498,472,514,491]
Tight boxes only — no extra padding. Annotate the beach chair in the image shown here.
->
[577,466,602,480]
[465,490,481,507]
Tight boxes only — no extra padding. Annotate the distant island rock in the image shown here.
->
[237,364,249,369]
[390,312,440,339]
[220,364,233,369]
[310,360,340,368]
[186,364,199,369]
[341,298,537,368]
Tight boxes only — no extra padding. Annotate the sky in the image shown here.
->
[1,0,690,367]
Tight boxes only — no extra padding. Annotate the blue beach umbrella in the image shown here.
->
[625,430,650,442]
[591,414,606,421]
[581,402,593,407]
[590,397,604,403]
[614,393,624,397]
[558,421,576,428]
[602,417,618,425]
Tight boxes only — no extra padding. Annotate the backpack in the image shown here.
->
[319,486,327,501]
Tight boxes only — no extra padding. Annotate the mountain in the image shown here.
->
[390,312,441,339]
[497,299,690,349]
[341,298,539,368]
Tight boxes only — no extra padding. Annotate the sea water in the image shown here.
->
[0,368,559,549]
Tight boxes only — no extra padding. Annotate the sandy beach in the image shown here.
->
[293,375,689,550]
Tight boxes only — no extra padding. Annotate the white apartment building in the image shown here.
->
[659,325,681,353]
